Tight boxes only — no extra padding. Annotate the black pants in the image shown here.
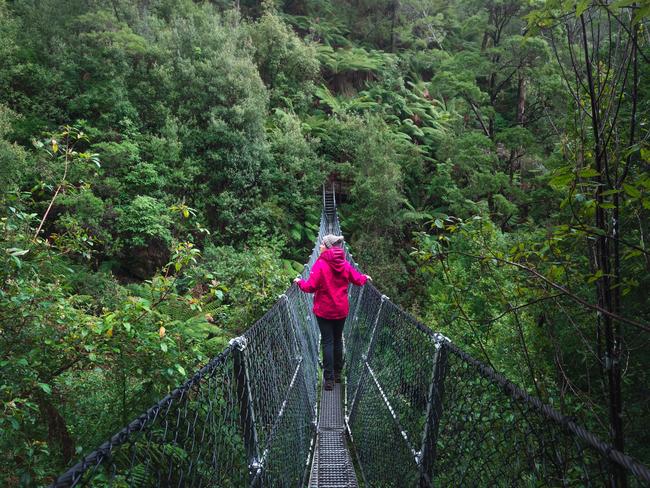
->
[316,316,346,381]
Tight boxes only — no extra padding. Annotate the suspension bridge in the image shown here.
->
[52,189,650,487]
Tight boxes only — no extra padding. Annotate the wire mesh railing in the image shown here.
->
[343,286,650,487]
[51,344,248,487]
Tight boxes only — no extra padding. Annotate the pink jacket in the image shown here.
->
[297,247,367,320]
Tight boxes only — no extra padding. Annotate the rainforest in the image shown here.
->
[0,0,648,485]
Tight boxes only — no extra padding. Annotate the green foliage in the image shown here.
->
[283,10,352,47]
[188,242,296,333]
[0,207,226,485]
[317,45,393,76]
[266,109,326,255]
[116,196,173,249]
[248,11,320,111]
[0,104,25,196]
[345,115,406,231]
[1,0,649,482]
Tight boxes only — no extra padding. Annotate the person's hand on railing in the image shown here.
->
[364,275,372,282]
[293,276,301,284]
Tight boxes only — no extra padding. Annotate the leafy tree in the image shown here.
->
[1,0,649,482]
[248,9,320,111]
[0,104,25,197]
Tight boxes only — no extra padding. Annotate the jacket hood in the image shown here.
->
[320,247,346,273]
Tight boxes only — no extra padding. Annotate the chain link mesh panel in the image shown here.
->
[343,286,384,417]
[344,295,650,487]
[51,348,250,487]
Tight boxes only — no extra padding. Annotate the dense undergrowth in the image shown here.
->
[0,0,648,484]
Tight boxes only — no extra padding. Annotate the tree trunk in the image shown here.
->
[38,394,75,465]
[390,0,399,53]
[517,75,526,125]
[579,14,626,487]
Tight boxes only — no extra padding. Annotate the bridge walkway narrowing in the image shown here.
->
[308,382,358,488]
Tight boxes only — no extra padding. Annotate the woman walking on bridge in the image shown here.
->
[294,234,370,391]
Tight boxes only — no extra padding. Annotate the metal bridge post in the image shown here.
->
[231,337,262,485]
[417,334,449,487]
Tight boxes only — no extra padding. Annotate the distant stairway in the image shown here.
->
[323,189,337,235]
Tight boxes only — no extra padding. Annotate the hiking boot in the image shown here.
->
[334,371,342,383]
[324,379,334,391]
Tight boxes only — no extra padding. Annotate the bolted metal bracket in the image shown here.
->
[431,332,451,349]
[229,336,248,351]
[415,449,423,465]
[249,459,263,475]
[604,354,612,370]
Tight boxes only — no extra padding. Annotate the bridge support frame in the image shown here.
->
[417,336,449,487]
[231,337,262,485]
